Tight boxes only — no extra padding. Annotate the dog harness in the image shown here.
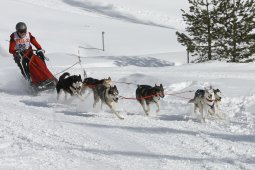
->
[206,98,215,109]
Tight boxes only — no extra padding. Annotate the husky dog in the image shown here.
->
[93,84,123,119]
[213,89,222,103]
[81,77,112,98]
[136,84,165,115]
[189,87,222,122]
[212,88,222,117]
[56,72,83,100]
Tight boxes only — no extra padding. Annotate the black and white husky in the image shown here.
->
[136,84,165,115]
[81,77,113,98]
[93,84,123,119]
[189,87,222,122]
[56,72,83,100]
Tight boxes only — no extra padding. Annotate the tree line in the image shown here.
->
[176,0,255,63]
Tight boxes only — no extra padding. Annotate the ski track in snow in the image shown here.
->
[19,0,176,29]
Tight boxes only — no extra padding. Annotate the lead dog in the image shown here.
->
[189,88,222,122]
[56,72,83,100]
[93,84,123,119]
[136,84,165,115]
[211,88,222,117]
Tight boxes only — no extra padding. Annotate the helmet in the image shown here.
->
[16,22,27,32]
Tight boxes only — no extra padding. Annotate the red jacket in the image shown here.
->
[9,32,42,58]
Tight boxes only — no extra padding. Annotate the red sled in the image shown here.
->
[28,54,57,91]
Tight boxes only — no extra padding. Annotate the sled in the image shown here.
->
[28,53,57,91]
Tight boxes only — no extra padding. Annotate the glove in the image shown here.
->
[37,49,45,53]
[37,49,49,61]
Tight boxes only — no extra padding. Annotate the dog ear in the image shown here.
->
[155,84,157,87]
[114,85,117,88]
[137,85,141,89]
[214,89,220,93]
[108,77,111,80]
[160,84,163,88]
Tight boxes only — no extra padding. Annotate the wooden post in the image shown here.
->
[102,31,105,51]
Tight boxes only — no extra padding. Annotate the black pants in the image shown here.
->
[14,56,30,80]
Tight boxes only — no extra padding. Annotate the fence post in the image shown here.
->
[102,31,105,51]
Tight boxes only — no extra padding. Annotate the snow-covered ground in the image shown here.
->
[0,0,254,169]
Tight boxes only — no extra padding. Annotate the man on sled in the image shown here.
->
[9,22,56,91]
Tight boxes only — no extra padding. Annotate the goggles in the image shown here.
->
[18,29,27,34]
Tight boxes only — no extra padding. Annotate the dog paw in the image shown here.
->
[115,112,124,119]
[200,118,206,123]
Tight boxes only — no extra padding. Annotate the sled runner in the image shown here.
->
[22,50,57,91]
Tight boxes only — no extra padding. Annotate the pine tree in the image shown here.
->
[176,32,195,63]
[176,0,220,62]
[215,0,255,62]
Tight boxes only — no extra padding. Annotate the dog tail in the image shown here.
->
[59,72,70,82]
[83,78,88,84]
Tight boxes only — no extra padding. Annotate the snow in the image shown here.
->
[0,0,254,169]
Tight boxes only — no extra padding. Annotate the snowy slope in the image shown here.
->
[0,0,254,170]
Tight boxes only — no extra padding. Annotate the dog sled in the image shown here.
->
[23,50,57,92]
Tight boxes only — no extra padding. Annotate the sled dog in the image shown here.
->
[56,72,83,100]
[93,84,123,119]
[212,88,222,117]
[189,87,222,122]
[136,84,165,115]
[81,77,112,98]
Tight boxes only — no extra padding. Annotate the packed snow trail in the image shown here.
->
[0,53,254,169]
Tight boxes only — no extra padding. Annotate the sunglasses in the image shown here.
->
[18,29,27,34]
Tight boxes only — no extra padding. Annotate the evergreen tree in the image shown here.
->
[176,32,195,63]
[215,0,255,62]
[176,0,220,62]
